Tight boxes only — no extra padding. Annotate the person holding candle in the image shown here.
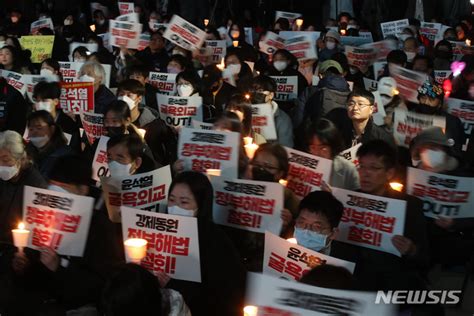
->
[0,130,47,243]
[164,171,246,316]
[223,51,253,93]
[226,94,266,145]
[226,22,258,63]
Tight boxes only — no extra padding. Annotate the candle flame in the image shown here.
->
[390,182,404,192]
[296,19,303,27]
[287,237,297,244]
[340,29,346,35]
[392,89,399,95]
[243,305,258,316]
[466,39,471,46]
[90,24,96,32]
[124,238,148,247]
[18,222,25,230]
[232,40,239,47]
[243,136,253,146]
[216,57,225,71]
[279,179,288,187]
[204,19,209,27]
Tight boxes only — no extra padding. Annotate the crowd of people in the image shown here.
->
[0,1,474,315]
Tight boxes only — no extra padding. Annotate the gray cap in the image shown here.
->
[411,126,454,148]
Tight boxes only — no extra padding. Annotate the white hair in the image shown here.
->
[79,61,106,85]
[0,130,27,161]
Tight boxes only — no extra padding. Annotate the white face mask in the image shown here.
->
[40,68,54,77]
[405,51,416,62]
[118,95,137,110]
[177,84,194,97]
[226,64,241,75]
[259,40,265,49]
[0,165,19,181]
[420,149,446,169]
[79,75,94,82]
[168,205,197,217]
[64,18,73,26]
[230,30,240,39]
[29,135,50,148]
[48,184,69,193]
[148,19,157,31]
[273,61,288,72]
[108,161,132,177]
[326,41,336,50]
[35,101,52,112]
[75,57,87,63]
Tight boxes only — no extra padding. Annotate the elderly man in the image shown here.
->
[78,61,116,114]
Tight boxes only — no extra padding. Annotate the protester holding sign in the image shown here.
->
[0,131,47,242]
[78,62,116,114]
[135,32,170,73]
[164,171,246,316]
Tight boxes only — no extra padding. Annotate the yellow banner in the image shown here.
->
[20,35,55,63]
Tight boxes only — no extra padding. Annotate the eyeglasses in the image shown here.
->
[250,161,280,172]
[347,101,372,109]
[295,219,332,234]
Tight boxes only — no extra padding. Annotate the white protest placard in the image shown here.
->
[157,95,203,128]
[279,31,321,44]
[116,12,139,23]
[362,40,397,62]
[205,40,226,64]
[340,36,373,47]
[23,186,94,257]
[407,167,474,219]
[390,64,427,103]
[102,166,172,223]
[178,127,239,178]
[447,98,474,137]
[434,70,452,85]
[118,2,134,15]
[270,76,298,102]
[251,103,277,140]
[420,22,442,43]
[212,177,283,234]
[109,19,143,49]
[92,136,110,182]
[69,42,98,61]
[259,31,286,56]
[274,11,302,26]
[148,72,177,95]
[332,187,406,256]
[163,15,206,50]
[345,46,377,72]
[450,41,474,61]
[363,77,378,91]
[98,33,112,52]
[191,120,214,130]
[149,22,168,32]
[263,232,355,282]
[285,147,332,200]
[435,24,452,45]
[30,18,54,34]
[245,272,395,316]
[122,207,201,282]
[380,19,409,38]
[359,31,374,42]
[137,33,150,51]
[80,112,104,145]
[0,69,26,95]
[339,143,362,168]
[285,34,317,60]
[372,91,387,126]
[393,108,446,147]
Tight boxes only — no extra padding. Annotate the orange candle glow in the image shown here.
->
[12,222,30,253]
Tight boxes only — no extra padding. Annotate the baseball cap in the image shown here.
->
[378,77,398,97]
[319,60,343,75]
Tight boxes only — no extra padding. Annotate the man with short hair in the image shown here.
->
[127,64,159,112]
[135,32,169,73]
[326,89,395,150]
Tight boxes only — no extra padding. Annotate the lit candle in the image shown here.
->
[392,89,399,95]
[243,306,258,316]
[389,182,404,192]
[206,169,221,177]
[232,40,239,47]
[137,128,146,138]
[216,57,225,71]
[124,238,148,263]
[466,39,471,46]
[244,143,258,159]
[340,29,347,35]
[279,179,288,187]
[204,19,209,27]
[244,93,251,101]
[90,24,96,32]
[12,222,30,253]
[296,19,303,28]
[243,137,253,146]
[286,237,297,244]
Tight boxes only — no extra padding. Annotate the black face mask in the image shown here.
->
[415,103,441,115]
[251,92,267,104]
[107,126,126,137]
[252,166,276,182]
